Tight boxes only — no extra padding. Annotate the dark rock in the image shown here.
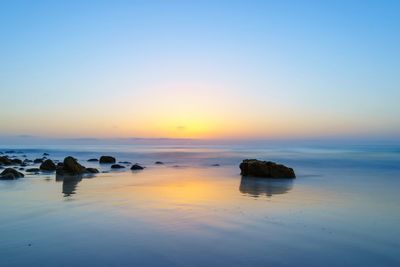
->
[19,168,24,170]
[111,164,125,169]
[240,159,295,178]
[40,159,56,171]
[26,168,40,173]
[56,157,86,175]
[20,163,28,167]
[1,173,16,180]
[11,158,23,165]
[24,159,33,163]
[211,164,220,167]
[99,156,116,164]
[33,158,44,164]
[5,150,15,154]
[131,164,144,170]
[43,153,50,156]
[87,158,99,162]
[86,168,99,174]
[155,161,164,165]
[0,156,12,165]
[1,168,24,179]
[119,161,131,164]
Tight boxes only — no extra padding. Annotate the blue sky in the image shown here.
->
[1,0,399,139]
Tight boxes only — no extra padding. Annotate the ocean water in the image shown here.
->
[0,143,399,266]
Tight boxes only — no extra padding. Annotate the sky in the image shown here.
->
[1,0,399,140]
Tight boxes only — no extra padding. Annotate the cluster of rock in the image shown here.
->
[56,157,99,176]
[2,151,297,183]
[239,159,295,178]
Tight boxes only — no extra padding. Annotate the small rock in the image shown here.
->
[0,156,12,165]
[211,164,220,167]
[0,168,24,179]
[11,159,23,165]
[131,164,144,170]
[33,158,44,164]
[155,161,164,165]
[99,156,116,164]
[56,157,86,175]
[111,164,125,169]
[40,159,56,171]
[43,153,49,156]
[119,161,132,164]
[87,158,99,162]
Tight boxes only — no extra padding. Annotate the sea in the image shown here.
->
[0,142,399,266]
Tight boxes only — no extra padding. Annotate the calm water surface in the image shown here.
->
[0,144,399,266]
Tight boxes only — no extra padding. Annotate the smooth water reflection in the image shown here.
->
[239,177,294,197]
[56,174,82,197]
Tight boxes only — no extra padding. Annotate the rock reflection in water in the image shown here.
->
[56,174,83,197]
[239,176,294,198]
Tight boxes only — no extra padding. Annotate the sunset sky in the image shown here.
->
[1,0,399,140]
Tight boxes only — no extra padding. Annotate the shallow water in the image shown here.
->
[1,144,400,266]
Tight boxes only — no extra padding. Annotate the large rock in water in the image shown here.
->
[40,159,56,171]
[0,168,24,179]
[99,156,116,164]
[239,159,295,178]
[56,157,86,175]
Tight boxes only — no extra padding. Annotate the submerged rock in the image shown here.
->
[130,164,144,170]
[0,168,24,179]
[239,159,295,178]
[99,156,116,164]
[87,158,99,162]
[43,153,50,156]
[40,159,56,171]
[111,164,125,169]
[211,164,220,167]
[119,161,131,164]
[155,161,164,165]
